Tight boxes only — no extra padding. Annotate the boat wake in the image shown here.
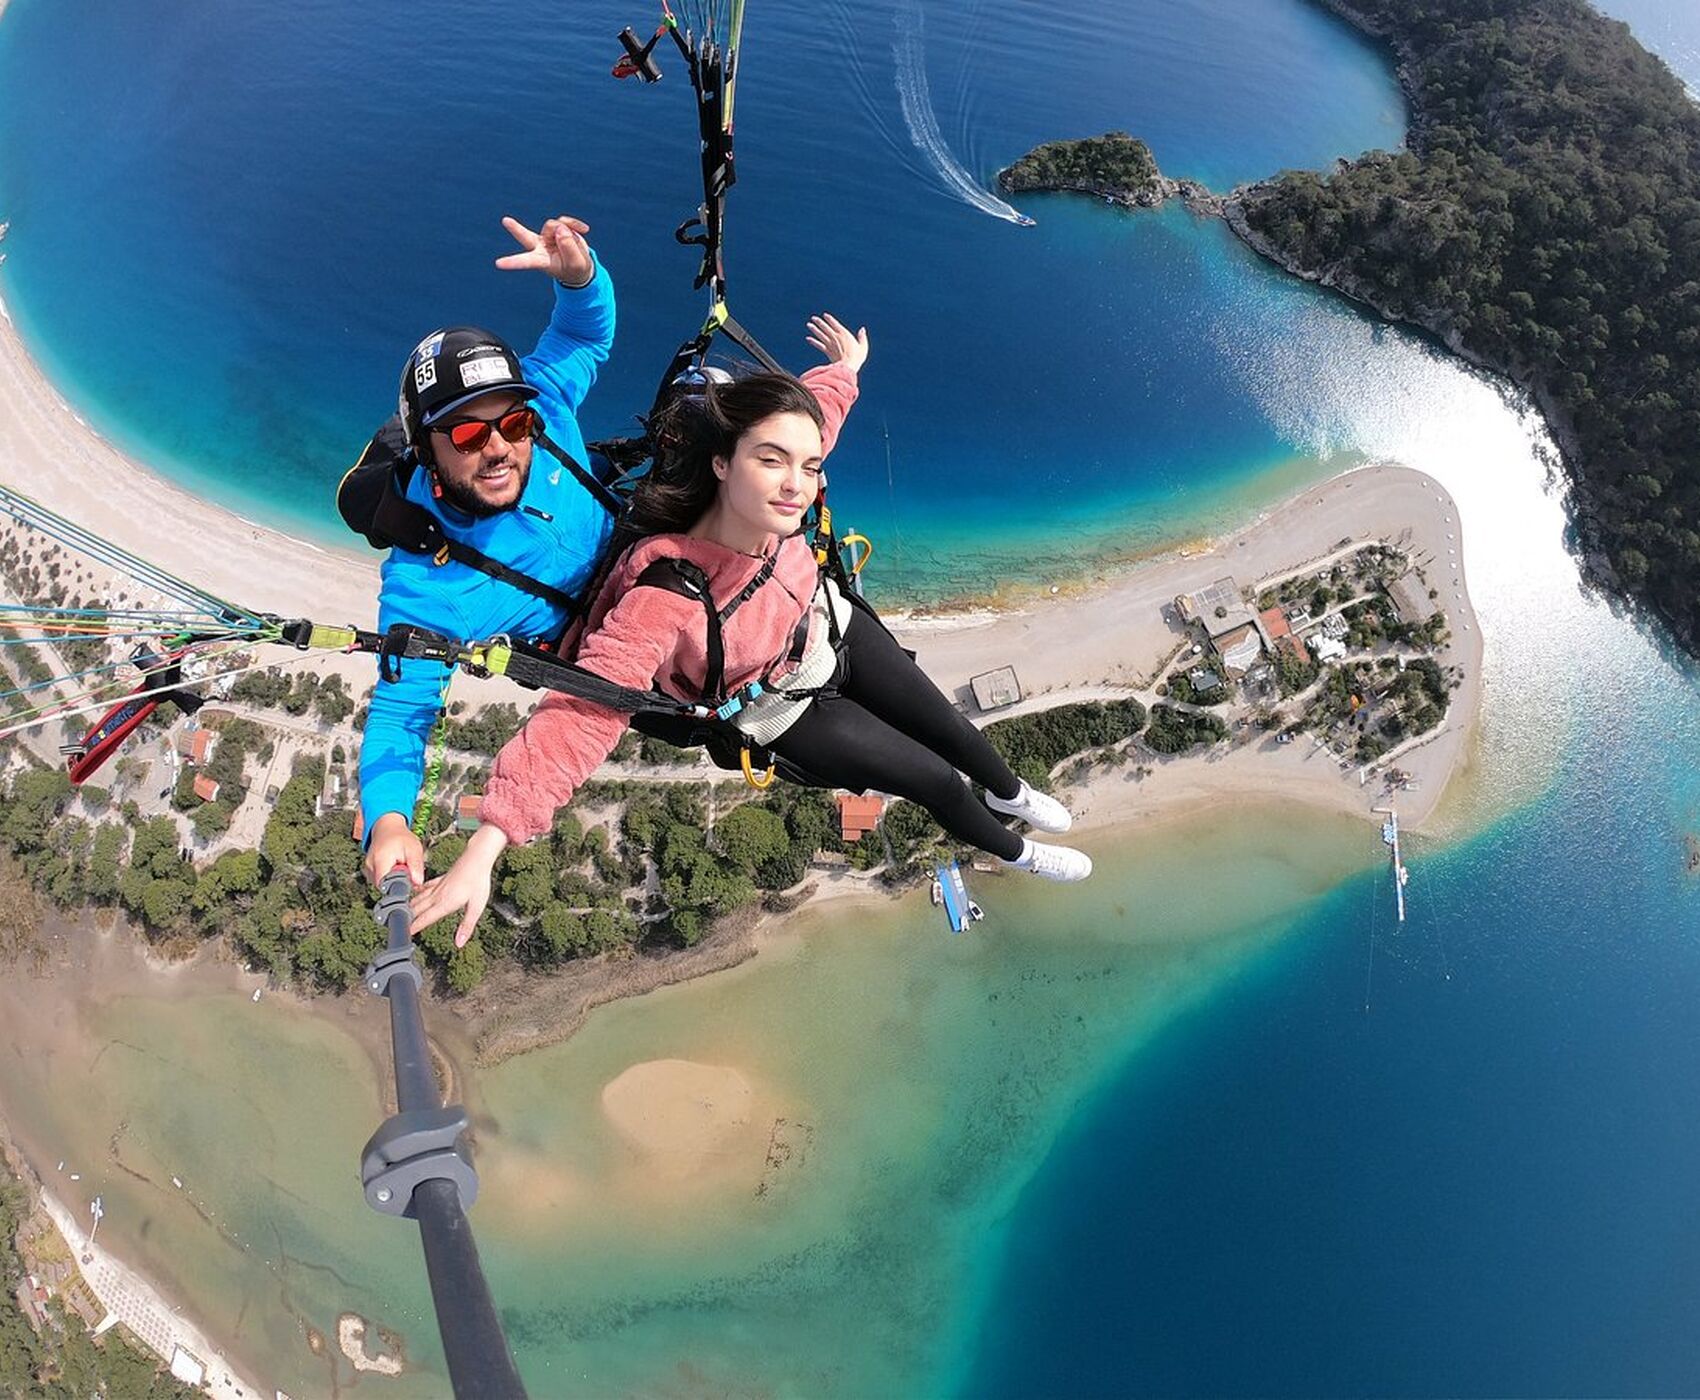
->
[892,1,1032,226]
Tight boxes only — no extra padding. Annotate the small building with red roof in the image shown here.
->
[1262,604,1310,665]
[175,727,216,766]
[837,794,884,843]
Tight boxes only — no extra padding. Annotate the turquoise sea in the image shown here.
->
[1,0,1699,1394]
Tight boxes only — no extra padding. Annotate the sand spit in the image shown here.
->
[601,1058,760,1181]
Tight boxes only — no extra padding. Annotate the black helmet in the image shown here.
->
[397,326,538,450]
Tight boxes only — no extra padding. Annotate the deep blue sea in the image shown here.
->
[972,679,1700,1397]
[3,0,1700,1394]
[962,15,1700,1390]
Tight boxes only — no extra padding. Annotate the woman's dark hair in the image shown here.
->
[626,371,825,536]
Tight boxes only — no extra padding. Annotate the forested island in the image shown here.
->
[998,132,1208,209]
[1011,0,1700,656]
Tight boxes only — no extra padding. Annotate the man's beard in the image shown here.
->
[434,459,530,519]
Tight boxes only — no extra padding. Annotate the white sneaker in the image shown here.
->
[1004,839,1093,882]
[985,780,1073,833]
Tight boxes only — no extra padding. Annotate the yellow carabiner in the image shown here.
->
[840,532,874,577]
[740,746,777,790]
[815,504,837,565]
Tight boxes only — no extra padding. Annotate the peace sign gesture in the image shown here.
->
[496,214,596,288]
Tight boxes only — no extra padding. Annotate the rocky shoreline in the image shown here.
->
[1000,165,1223,217]
[1216,192,1586,486]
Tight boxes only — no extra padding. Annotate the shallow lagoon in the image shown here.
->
[2,806,1371,1395]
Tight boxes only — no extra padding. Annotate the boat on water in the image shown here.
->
[930,878,943,907]
[935,859,978,933]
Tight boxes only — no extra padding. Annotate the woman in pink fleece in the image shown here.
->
[412,315,1091,944]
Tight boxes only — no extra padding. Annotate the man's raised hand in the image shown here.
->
[496,214,595,288]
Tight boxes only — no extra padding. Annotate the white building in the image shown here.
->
[1213,623,1263,678]
[1312,635,1347,663]
[168,1345,207,1388]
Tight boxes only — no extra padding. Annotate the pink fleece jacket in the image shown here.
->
[478,362,859,845]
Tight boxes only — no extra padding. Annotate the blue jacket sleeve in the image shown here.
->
[357,575,468,844]
[525,252,616,417]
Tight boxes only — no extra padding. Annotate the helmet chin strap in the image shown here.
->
[410,441,446,500]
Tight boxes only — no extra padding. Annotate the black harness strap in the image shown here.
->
[377,624,461,684]
[319,617,702,721]
[632,548,839,720]
[782,606,813,673]
[636,558,722,702]
[634,552,783,703]
[371,487,567,606]
[534,429,626,518]
[715,310,785,374]
[672,28,733,294]
[717,551,781,617]
[494,636,689,715]
[443,541,579,612]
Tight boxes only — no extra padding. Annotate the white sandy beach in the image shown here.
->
[906,462,1484,833]
[0,305,377,626]
[0,306,543,715]
[35,1184,264,1400]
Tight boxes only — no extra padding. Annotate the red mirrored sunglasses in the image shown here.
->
[434,406,538,453]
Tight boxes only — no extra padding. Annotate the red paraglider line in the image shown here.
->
[65,692,162,784]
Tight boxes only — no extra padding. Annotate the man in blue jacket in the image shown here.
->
[359,213,616,884]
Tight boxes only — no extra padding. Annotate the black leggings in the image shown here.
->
[766,606,1026,860]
